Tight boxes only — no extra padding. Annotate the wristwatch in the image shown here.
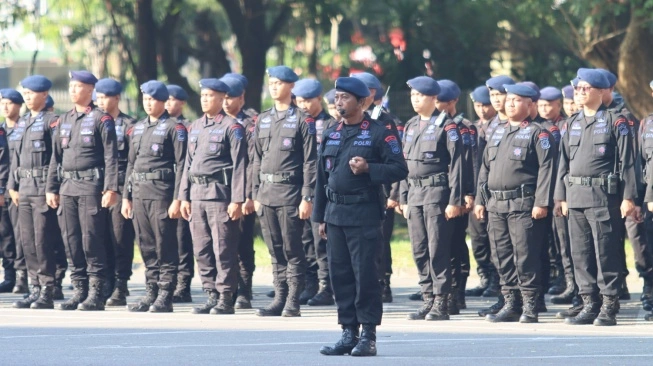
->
[303,196,313,202]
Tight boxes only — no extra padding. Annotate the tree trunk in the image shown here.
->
[136,0,158,85]
[242,46,267,111]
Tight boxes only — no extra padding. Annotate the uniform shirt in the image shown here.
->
[179,111,247,203]
[124,112,187,201]
[47,103,119,196]
[0,125,9,195]
[236,109,257,200]
[642,114,653,202]
[252,104,316,206]
[476,119,555,213]
[540,115,565,170]
[367,105,404,202]
[455,114,477,196]
[464,118,481,190]
[312,117,408,226]
[478,115,504,146]
[114,112,137,192]
[177,114,192,129]
[4,117,27,198]
[609,100,644,200]
[398,111,465,207]
[8,110,58,197]
[554,106,637,208]
[314,109,337,148]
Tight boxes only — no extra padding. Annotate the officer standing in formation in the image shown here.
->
[643,80,653,319]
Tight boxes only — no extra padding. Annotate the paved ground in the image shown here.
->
[1,269,653,365]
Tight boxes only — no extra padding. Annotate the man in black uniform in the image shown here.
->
[165,84,194,303]
[400,77,465,322]
[324,89,338,120]
[465,86,496,297]
[643,79,653,319]
[0,88,23,293]
[316,77,407,356]
[179,78,247,315]
[47,70,119,311]
[122,81,186,313]
[0,91,12,293]
[252,66,316,317]
[95,78,137,306]
[222,75,258,309]
[555,68,637,326]
[293,78,337,306]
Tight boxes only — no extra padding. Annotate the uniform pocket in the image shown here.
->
[279,129,296,152]
[206,134,225,155]
[509,139,529,161]
[593,133,612,158]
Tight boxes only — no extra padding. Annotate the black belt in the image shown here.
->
[189,168,233,186]
[260,172,299,184]
[131,169,174,182]
[409,173,448,188]
[489,185,535,201]
[326,187,376,205]
[17,168,47,179]
[568,176,606,187]
[62,168,103,181]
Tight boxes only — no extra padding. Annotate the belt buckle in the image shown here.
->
[137,172,146,181]
[581,177,591,186]
[265,175,273,183]
[336,195,344,204]
[25,170,32,178]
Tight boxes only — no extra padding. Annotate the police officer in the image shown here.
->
[122,81,186,313]
[643,79,653,319]
[165,84,194,303]
[46,70,119,311]
[562,85,578,117]
[95,78,137,306]
[221,74,257,309]
[399,77,465,322]
[292,78,337,306]
[179,78,247,315]
[252,66,316,317]
[315,77,407,356]
[0,88,23,293]
[223,72,259,117]
[555,68,637,326]
[475,84,555,323]
[465,86,497,297]
[324,89,338,120]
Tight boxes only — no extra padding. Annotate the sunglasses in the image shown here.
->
[573,86,594,93]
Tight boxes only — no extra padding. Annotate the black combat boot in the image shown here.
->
[266,289,275,298]
[408,290,423,301]
[466,272,490,297]
[319,325,359,355]
[191,289,219,314]
[594,295,618,326]
[482,271,501,297]
[551,274,576,304]
[13,285,41,308]
[77,277,106,311]
[256,281,288,316]
[172,276,192,303]
[102,276,115,302]
[478,294,504,317]
[106,278,129,306]
[547,265,565,295]
[458,277,467,309]
[299,277,318,305]
[556,295,584,319]
[235,274,253,309]
[211,291,235,314]
[351,324,377,357]
[30,286,55,309]
[128,282,158,312]
[53,278,64,300]
[619,280,630,300]
[487,290,522,322]
[565,294,601,325]
[646,313,653,321]
[308,280,335,306]
[536,292,548,312]
[641,277,653,311]
[59,280,88,310]
[12,270,28,294]
[448,289,460,315]
[149,282,175,312]
[381,275,393,303]
[425,294,449,321]
[407,293,434,320]
[282,280,303,317]
[0,268,16,292]
[519,292,538,323]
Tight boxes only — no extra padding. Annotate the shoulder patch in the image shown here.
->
[126,126,134,136]
[444,124,457,131]
[538,132,551,149]
[305,117,316,135]
[50,118,60,129]
[175,124,187,142]
[231,123,244,140]
[385,134,401,154]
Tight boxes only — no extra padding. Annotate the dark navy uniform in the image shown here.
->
[0,124,11,286]
[2,118,23,291]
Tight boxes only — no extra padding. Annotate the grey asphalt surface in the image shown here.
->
[1,269,653,365]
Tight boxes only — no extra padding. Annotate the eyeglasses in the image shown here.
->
[573,86,594,93]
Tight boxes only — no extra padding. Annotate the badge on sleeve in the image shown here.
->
[305,117,316,135]
[101,115,115,131]
[538,132,550,150]
[231,124,244,140]
[615,118,629,136]
[175,124,187,142]
[385,135,401,154]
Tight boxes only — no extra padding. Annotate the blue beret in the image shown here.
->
[199,78,229,93]
[70,70,98,85]
[577,68,610,89]
[267,66,298,83]
[486,75,515,93]
[292,79,322,99]
[20,75,52,92]
[597,69,617,87]
[219,76,244,97]
[223,73,248,88]
[335,77,370,98]
[518,81,540,101]
[140,80,169,101]
[470,86,491,104]
[0,88,24,104]
[166,85,188,101]
[571,77,580,87]
[350,72,382,90]
[45,95,54,109]
[539,86,562,101]
[374,86,384,101]
[95,78,122,96]
[436,79,461,102]
[407,76,440,96]
[561,85,574,99]
[504,84,538,99]
[324,89,336,104]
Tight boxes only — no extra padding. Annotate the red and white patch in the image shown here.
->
[283,138,292,147]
